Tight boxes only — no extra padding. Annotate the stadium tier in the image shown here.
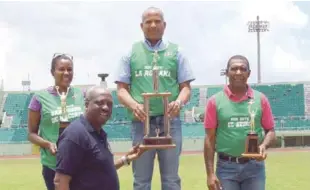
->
[1,83,310,143]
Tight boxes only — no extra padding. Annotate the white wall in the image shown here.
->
[0,143,32,156]
[0,139,205,156]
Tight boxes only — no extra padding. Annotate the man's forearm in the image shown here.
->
[54,173,71,190]
[54,182,69,190]
[204,136,215,175]
[177,86,191,104]
[117,88,138,110]
[114,157,125,170]
[261,129,276,148]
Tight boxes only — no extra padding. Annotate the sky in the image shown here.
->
[0,0,309,91]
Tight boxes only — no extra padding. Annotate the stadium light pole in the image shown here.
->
[220,69,227,84]
[98,73,109,89]
[21,73,31,92]
[247,16,270,84]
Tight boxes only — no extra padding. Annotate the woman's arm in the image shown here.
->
[27,110,50,149]
[27,95,54,152]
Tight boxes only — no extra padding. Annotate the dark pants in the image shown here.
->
[42,165,55,190]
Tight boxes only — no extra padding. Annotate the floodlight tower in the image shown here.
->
[22,74,31,91]
[220,69,227,84]
[247,16,270,84]
[97,73,109,89]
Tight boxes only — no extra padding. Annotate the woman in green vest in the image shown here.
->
[27,54,85,190]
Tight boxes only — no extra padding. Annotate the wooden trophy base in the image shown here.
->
[140,91,175,150]
[141,92,172,97]
[241,132,263,159]
[139,136,176,150]
[59,121,70,135]
[241,153,264,159]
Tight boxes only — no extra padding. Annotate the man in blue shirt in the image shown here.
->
[114,6,195,190]
[54,86,144,190]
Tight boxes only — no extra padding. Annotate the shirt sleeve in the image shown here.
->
[28,95,42,112]
[114,49,132,84]
[204,96,218,129]
[176,47,195,84]
[260,94,275,130]
[56,138,85,176]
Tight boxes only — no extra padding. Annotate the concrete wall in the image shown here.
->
[2,135,309,157]
[0,143,32,156]
[109,138,204,153]
[0,139,205,156]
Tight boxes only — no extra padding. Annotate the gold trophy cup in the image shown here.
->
[139,51,176,150]
[55,86,70,135]
[241,99,262,158]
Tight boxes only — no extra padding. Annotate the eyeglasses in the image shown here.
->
[52,53,73,60]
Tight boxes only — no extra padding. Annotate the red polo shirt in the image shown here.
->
[204,85,274,130]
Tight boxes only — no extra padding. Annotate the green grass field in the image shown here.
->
[0,151,309,190]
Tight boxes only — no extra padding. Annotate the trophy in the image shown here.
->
[55,86,70,135]
[139,51,176,150]
[241,99,262,158]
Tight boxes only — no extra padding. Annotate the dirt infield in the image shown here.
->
[0,147,309,160]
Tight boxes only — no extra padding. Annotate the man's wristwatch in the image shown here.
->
[121,155,130,166]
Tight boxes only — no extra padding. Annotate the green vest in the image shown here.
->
[215,90,264,157]
[129,41,179,118]
[36,87,85,169]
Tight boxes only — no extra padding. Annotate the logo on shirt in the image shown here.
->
[227,116,251,128]
[164,52,173,57]
[50,105,83,124]
[134,65,172,78]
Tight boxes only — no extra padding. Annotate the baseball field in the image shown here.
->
[0,149,309,190]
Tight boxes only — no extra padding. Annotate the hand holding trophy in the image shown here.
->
[241,99,264,159]
[139,50,176,150]
[55,86,71,135]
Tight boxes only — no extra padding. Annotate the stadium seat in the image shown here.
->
[2,93,33,128]
[1,83,310,143]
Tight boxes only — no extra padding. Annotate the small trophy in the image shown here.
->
[139,51,176,150]
[241,99,262,158]
[55,86,70,135]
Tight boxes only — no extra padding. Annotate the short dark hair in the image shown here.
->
[226,55,250,71]
[50,53,73,73]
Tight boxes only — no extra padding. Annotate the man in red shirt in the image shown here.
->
[203,55,276,190]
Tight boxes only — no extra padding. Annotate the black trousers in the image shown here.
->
[42,165,55,190]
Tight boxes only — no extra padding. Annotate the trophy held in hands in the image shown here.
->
[241,99,263,159]
[56,86,71,135]
[139,51,176,150]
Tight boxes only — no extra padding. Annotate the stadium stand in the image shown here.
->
[2,93,33,128]
[1,83,310,149]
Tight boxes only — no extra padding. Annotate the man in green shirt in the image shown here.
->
[204,55,276,190]
[115,7,195,190]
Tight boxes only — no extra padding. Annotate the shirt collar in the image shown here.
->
[80,115,107,138]
[144,38,162,47]
[224,84,254,98]
[143,38,169,51]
